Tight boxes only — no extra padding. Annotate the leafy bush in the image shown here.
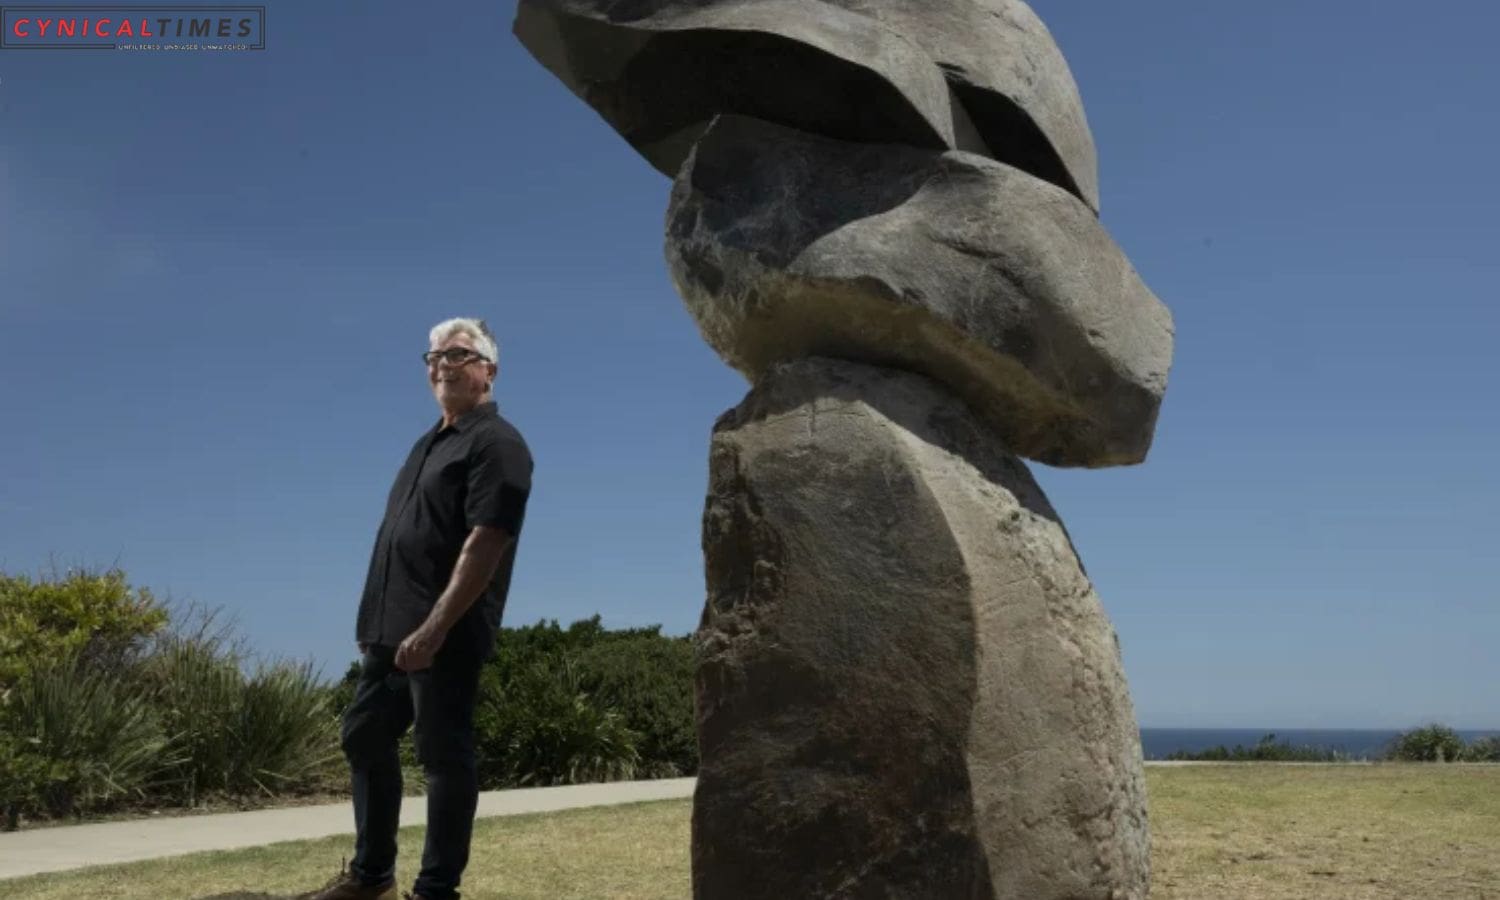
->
[469,617,695,786]
[574,631,696,777]
[1459,736,1500,762]
[476,654,639,788]
[1165,733,1345,762]
[1385,724,1467,762]
[0,732,60,830]
[0,655,175,825]
[0,567,167,688]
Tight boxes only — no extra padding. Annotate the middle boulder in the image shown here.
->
[666,115,1174,468]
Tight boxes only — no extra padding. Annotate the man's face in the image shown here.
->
[427,332,495,415]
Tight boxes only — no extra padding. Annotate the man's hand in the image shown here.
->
[395,624,447,672]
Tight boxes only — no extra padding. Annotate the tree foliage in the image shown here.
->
[1385,724,1468,762]
[472,616,696,787]
[1165,733,1345,762]
[1460,736,1500,762]
[0,567,167,688]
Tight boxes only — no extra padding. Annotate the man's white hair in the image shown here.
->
[429,317,499,365]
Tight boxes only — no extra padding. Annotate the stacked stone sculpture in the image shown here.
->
[516,2,1173,897]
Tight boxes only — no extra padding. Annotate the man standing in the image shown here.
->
[303,318,532,900]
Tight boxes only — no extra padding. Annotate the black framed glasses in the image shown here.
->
[422,348,490,367]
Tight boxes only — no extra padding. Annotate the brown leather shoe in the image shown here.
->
[296,862,396,900]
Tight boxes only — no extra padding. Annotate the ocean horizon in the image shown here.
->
[1138,728,1500,760]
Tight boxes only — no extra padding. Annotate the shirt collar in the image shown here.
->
[438,400,497,435]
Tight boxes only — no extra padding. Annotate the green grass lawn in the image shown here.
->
[7,765,1498,899]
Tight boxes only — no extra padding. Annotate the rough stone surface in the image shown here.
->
[822,0,1098,210]
[512,0,1095,208]
[667,115,1173,468]
[693,357,1150,900]
[514,0,956,173]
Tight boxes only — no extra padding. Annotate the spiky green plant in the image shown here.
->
[0,655,176,821]
[229,660,342,795]
[138,612,341,802]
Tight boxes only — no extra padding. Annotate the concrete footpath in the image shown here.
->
[0,777,697,881]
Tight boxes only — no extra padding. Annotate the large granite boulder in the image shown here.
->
[513,0,959,173]
[694,357,1149,899]
[666,115,1173,468]
[822,0,1098,210]
[512,0,1097,209]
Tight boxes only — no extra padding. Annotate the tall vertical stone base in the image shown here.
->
[692,358,1149,900]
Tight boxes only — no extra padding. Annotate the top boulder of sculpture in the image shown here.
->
[513,0,1100,212]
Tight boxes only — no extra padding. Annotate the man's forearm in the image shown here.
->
[423,526,513,635]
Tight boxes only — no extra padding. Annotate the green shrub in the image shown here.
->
[1386,724,1467,762]
[470,617,695,785]
[476,654,639,788]
[136,626,244,803]
[231,661,344,793]
[138,617,342,802]
[0,567,167,688]
[1460,736,1500,762]
[1,567,348,822]
[1165,733,1345,762]
[0,656,175,826]
[574,631,696,777]
[0,731,62,830]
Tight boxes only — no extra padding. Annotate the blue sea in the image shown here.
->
[1138,728,1500,760]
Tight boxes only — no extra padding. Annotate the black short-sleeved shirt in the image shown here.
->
[355,401,532,660]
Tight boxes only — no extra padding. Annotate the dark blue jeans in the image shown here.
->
[342,644,483,900]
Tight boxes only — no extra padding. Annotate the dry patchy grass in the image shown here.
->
[6,765,1498,899]
[5,800,690,900]
[1148,764,1499,899]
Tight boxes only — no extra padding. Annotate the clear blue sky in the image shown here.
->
[1,1,1495,729]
